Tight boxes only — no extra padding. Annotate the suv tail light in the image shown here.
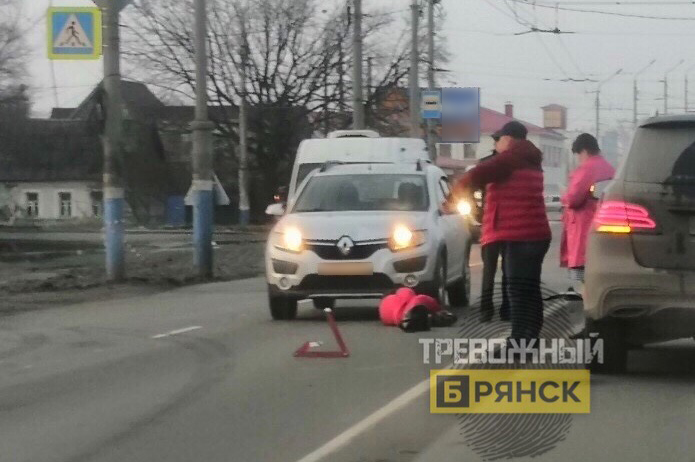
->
[594,200,656,234]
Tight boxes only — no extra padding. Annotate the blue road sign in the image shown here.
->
[441,87,480,143]
[47,7,102,60]
[421,90,442,119]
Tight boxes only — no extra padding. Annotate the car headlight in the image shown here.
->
[456,200,472,216]
[272,227,303,253]
[389,224,426,251]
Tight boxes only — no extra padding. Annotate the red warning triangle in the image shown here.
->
[294,308,350,358]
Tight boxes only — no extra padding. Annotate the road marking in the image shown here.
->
[295,295,579,462]
[151,326,202,339]
[294,371,445,462]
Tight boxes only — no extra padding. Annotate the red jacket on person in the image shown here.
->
[378,288,440,326]
[455,139,551,246]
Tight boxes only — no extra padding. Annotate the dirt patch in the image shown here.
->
[0,234,265,315]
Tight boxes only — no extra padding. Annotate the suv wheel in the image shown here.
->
[586,317,629,374]
[268,293,298,320]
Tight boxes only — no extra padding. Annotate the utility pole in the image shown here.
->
[95,0,130,281]
[633,59,656,128]
[352,0,365,129]
[426,0,437,159]
[663,59,684,115]
[366,56,373,124]
[191,0,215,278]
[409,0,421,138]
[684,64,695,113]
[591,68,622,139]
[238,32,250,226]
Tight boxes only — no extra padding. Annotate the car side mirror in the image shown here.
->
[266,202,286,217]
[591,180,612,200]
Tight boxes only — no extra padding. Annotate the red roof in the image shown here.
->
[480,107,563,139]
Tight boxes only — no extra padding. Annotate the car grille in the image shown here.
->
[298,274,394,292]
[306,241,388,260]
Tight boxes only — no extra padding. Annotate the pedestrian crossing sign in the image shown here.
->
[47,7,102,60]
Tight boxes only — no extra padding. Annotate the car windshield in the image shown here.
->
[293,174,428,212]
[626,126,695,184]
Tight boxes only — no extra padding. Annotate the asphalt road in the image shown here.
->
[1,225,693,462]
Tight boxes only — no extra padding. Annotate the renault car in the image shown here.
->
[265,162,472,320]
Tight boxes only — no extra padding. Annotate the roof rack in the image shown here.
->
[415,158,432,171]
[319,160,344,172]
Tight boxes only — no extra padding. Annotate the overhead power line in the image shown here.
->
[508,0,695,20]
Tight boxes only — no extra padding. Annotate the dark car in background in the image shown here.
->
[584,115,695,372]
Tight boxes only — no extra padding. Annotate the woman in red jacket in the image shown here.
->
[561,134,615,291]
[455,121,551,344]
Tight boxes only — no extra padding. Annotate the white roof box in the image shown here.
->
[327,129,380,139]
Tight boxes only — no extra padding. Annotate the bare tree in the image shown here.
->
[0,0,29,117]
[122,0,446,212]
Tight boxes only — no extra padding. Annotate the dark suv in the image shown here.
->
[585,115,695,372]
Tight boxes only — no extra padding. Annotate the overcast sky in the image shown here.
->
[22,0,695,133]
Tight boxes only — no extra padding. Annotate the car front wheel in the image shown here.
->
[268,292,298,320]
[424,254,448,305]
[448,264,470,308]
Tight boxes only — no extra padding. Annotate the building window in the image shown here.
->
[91,191,103,217]
[26,192,39,217]
[463,144,477,159]
[438,143,452,158]
[59,192,72,218]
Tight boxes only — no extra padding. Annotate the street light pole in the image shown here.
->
[633,59,656,128]
[238,31,250,226]
[191,0,215,278]
[426,0,437,160]
[409,0,421,138]
[592,68,622,139]
[685,63,695,113]
[96,0,130,281]
[351,0,365,129]
[663,59,684,115]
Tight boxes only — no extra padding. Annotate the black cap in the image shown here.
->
[492,121,528,140]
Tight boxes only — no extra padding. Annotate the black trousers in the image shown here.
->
[480,241,509,321]
[502,240,551,341]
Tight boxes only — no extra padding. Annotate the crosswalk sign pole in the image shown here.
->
[94,0,131,281]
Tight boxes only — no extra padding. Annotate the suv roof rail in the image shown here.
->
[327,129,380,139]
[319,160,344,172]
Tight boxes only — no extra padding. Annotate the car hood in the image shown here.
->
[275,211,430,242]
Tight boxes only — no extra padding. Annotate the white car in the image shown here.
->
[265,162,473,320]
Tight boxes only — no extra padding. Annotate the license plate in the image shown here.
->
[317,262,373,276]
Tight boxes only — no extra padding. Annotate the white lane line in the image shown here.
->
[151,326,202,339]
[294,374,440,462]
[295,292,577,462]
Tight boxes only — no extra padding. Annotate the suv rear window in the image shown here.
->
[626,126,695,184]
